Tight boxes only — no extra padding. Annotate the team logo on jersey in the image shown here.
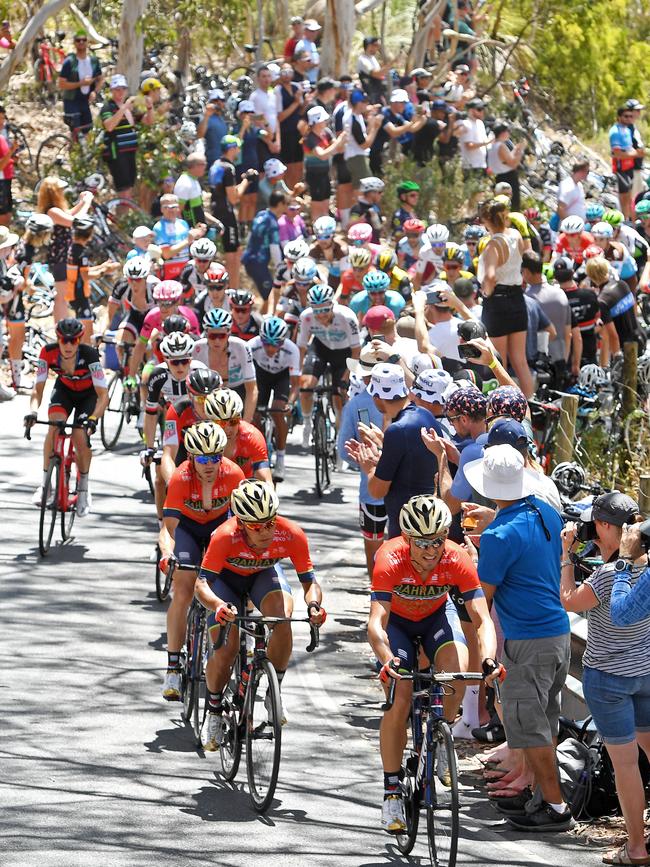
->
[226,556,280,570]
[183,495,229,512]
[394,582,450,599]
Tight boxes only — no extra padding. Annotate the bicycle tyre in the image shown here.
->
[245,658,282,812]
[314,410,329,497]
[220,653,243,781]
[426,720,459,867]
[143,463,155,500]
[191,615,208,746]
[262,413,275,468]
[101,371,127,450]
[154,544,172,603]
[182,603,199,722]
[396,756,421,855]
[60,449,77,541]
[39,458,59,556]
[36,132,71,179]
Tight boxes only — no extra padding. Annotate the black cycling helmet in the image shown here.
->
[553,255,575,283]
[229,289,254,307]
[72,216,95,235]
[162,314,190,335]
[55,317,84,339]
[186,368,222,396]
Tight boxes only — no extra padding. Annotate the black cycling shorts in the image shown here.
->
[333,153,352,185]
[49,381,95,421]
[105,153,137,193]
[214,211,239,252]
[616,168,635,195]
[255,365,291,406]
[302,338,350,391]
[359,502,387,540]
[121,306,147,338]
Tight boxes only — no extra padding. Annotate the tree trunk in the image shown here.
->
[176,24,191,91]
[116,0,150,92]
[320,0,355,76]
[407,0,445,70]
[274,0,288,42]
[69,1,109,45]
[0,0,72,91]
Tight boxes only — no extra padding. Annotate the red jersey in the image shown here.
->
[163,458,244,525]
[555,231,595,266]
[36,343,106,392]
[230,420,269,478]
[371,537,481,621]
[163,397,197,449]
[200,515,314,579]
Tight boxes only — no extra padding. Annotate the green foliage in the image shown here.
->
[136,123,185,190]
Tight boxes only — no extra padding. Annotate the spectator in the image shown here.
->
[345,363,444,538]
[302,105,346,220]
[209,135,256,278]
[278,199,307,245]
[275,62,306,188]
[443,63,474,109]
[610,106,642,220]
[464,444,574,832]
[413,282,466,364]
[552,256,597,366]
[0,111,18,228]
[523,293,555,377]
[153,193,204,281]
[290,49,312,87]
[357,36,390,104]
[313,77,338,111]
[197,89,229,169]
[242,189,289,313]
[150,175,176,219]
[332,89,354,226]
[173,152,215,229]
[457,98,490,178]
[560,494,650,865]
[295,20,321,84]
[58,30,102,137]
[251,66,280,146]
[101,74,154,198]
[0,19,15,50]
[556,158,589,224]
[624,98,646,202]
[364,305,419,367]
[284,16,305,61]
[343,91,383,193]
[487,122,525,211]
[235,103,266,231]
[258,158,291,209]
[369,90,426,177]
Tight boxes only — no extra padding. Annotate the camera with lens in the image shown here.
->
[639,518,650,552]
[577,519,597,542]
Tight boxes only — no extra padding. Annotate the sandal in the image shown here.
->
[487,787,524,800]
[483,770,509,781]
[602,844,650,865]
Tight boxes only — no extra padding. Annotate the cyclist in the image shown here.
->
[309,216,347,289]
[276,256,321,341]
[367,494,499,833]
[204,388,272,483]
[458,223,486,272]
[337,247,374,305]
[438,243,475,286]
[298,283,361,446]
[349,176,385,243]
[194,479,326,746]
[391,181,421,234]
[273,238,311,311]
[590,221,639,292]
[396,218,426,271]
[192,307,258,420]
[250,316,301,481]
[554,216,595,266]
[161,368,223,479]
[603,207,650,270]
[193,262,231,323]
[412,223,450,292]
[66,216,120,343]
[107,256,157,363]
[375,248,412,299]
[347,220,382,260]
[350,269,406,322]
[229,289,262,341]
[553,256,600,366]
[158,421,245,700]
[25,317,108,517]
[178,237,217,302]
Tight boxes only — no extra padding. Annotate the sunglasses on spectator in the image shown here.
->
[412,535,446,549]
[169,358,191,367]
[194,454,222,465]
[241,518,276,531]
[59,335,81,345]
[446,414,462,422]
[207,331,228,340]
[74,37,87,42]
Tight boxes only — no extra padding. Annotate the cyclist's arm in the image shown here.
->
[243,379,258,423]
[287,373,300,406]
[130,334,147,374]
[29,378,46,413]
[159,516,178,560]
[160,444,178,485]
[193,575,230,614]
[254,465,273,484]
[302,578,322,611]
[367,599,394,666]
[570,326,582,374]
[464,594,497,663]
[91,383,109,419]
[143,411,159,449]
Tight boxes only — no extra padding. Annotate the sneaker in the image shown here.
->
[32,484,54,507]
[76,488,92,518]
[451,718,477,741]
[494,787,533,816]
[273,454,285,481]
[381,794,406,834]
[162,669,182,701]
[202,712,223,751]
[507,801,575,832]
[436,746,452,787]
[472,717,506,744]
[0,382,15,401]
[264,690,287,726]
[302,417,312,449]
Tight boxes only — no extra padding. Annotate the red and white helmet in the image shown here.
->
[205,263,229,287]
[347,222,373,243]
[153,279,183,302]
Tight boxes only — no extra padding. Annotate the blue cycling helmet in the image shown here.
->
[203,307,233,330]
[307,284,335,306]
[362,270,391,293]
[313,215,337,240]
[260,316,289,345]
[585,203,605,223]
[463,224,486,241]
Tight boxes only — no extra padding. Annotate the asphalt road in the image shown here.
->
[0,392,601,867]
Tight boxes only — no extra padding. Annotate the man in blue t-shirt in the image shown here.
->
[609,105,642,219]
[347,363,443,538]
[241,190,288,309]
[464,444,573,834]
[197,89,229,168]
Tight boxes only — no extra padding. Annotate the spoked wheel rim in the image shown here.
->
[154,545,171,603]
[314,413,329,497]
[100,371,127,450]
[245,659,282,812]
[426,722,459,867]
[60,454,77,541]
[181,606,198,723]
[219,655,243,780]
[396,761,421,855]
[36,132,71,179]
[38,459,59,556]
[191,620,208,746]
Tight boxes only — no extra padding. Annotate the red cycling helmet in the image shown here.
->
[403,218,426,235]
[584,244,604,259]
[205,263,229,287]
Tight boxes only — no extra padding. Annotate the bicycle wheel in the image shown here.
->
[191,616,209,746]
[220,653,243,781]
[154,544,171,603]
[262,413,275,468]
[245,658,282,812]
[182,603,200,723]
[314,410,329,497]
[104,198,150,252]
[396,754,421,855]
[39,458,59,556]
[36,132,71,179]
[60,448,77,541]
[426,721,459,867]
[101,371,127,450]
[9,125,35,188]
[143,463,155,500]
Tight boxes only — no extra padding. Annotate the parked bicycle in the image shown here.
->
[33,32,66,104]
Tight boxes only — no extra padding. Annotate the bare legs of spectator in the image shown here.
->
[604,733,650,861]
[337,182,353,228]
[224,251,242,286]
[619,190,633,221]
[239,192,257,226]
[519,743,563,805]
[363,536,383,579]
[285,162,303,190]
[491,331,534,398]
[54,281,68,322]
[310,198,330,221]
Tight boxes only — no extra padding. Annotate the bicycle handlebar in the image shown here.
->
[381,670,500,712]
[213,612,320,653]
[23,418,88,442]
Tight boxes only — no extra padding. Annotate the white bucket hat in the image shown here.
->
[368,363,408,399]
[463,444,539,500]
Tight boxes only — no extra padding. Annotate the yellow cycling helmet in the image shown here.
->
[141,77,162,94]
[477,235,491,255]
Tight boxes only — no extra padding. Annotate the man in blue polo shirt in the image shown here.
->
[464,444,573,833]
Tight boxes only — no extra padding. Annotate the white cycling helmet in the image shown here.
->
[348,247,372,268]
[184,421,227,456]
[190,238,217,261]
[578,363,608,390]
[425,223,450,245]
[399,494,452,537]
[291,256,319,284]
[204,387,244,421]
[123,255,151,280]
[590,221,614,239]
[560,216,585,235]
[313,215,337,239]
[26,213,54,234]
[230,479,279,522]
[307,283,335,306]
[283,237,311,262]
[159,331,195,359]
[359,176,385,193]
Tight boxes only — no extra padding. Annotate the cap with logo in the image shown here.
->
[110,74,128,89]
[368,363,408,400]
[411,369,452,405]
[486,418,528,455]
[208,88,226,102]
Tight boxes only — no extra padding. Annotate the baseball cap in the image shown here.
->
[625,98,645,110]
[455,64,470,74]
[368,363,408,399]
[307,105,330,125]
[430,99,448,111]
[486,418,528,455]
[580,491,639,527]
[390,89,409,103]
[350,90,369,106]
[237,99,255,113]
[208,88,226,101]
[363,36,380,48]
[409,352,442,376]
[304,18,321,30]
[445,385,487,418]
[263,158,287,178]
[494,181,513,196]
[464,444,538,500]
[466,98,485,110]
[290,15,304,24]
[409,67,432,79]
[110,74,128,89]
[453,278,477,301]
[346,341,388,376]
[132,225,154,240]
[363,305,395,333]
[220,134,242,150]
[411,369,452,405]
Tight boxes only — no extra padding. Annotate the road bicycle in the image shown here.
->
[96,336,141,450]
[33,32,66,104]
[5,122,36,189]
[208,607,320,812]
[154,551,176,604]
[255,402,278,469]
[24,419,88,556]
[382,661,495,867]
[302,370,338,497]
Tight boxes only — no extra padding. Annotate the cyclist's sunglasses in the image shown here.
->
[215,418,239,427]
[350,239,366,247]
[445,263,461,270]
[368,289,386,295]
[159,300,179,308]
[313,304,333,314]
[352,266,367,273]
[207,331,228,340]
[169,358,191,367]
[261,337,284,347]
[207,284,226,290]
[241,517,276,531]
[194,454,222,465]
[411,535,446,549]
[58,335,81,345]
[295,280,312,287]
[232,305,252,312]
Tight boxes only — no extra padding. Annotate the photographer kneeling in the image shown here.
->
[561,493,650,867]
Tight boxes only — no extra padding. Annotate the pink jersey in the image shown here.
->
[139,304,200,342]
